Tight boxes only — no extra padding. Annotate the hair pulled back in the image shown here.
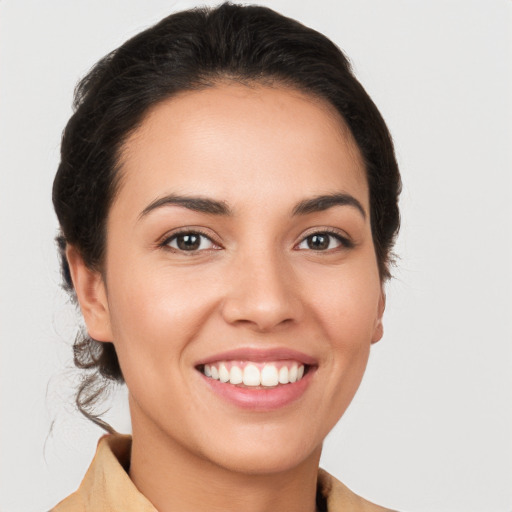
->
[53,2,401,431]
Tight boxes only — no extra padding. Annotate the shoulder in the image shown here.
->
[318,468,398,512]
[49,434,156,512]
[49,491,85,512]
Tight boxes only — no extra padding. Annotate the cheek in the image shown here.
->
[308,268,381,343]
[304,259,381,405]
[104,261,224,370]
[103,270,210,423]
[105,270,189,355]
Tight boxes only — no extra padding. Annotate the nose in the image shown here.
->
[220,249,303,332]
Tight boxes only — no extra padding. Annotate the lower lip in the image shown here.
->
[200,369,314,411]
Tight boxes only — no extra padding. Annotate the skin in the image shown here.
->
[67,83,385,512]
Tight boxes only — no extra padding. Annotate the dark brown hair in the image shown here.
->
[53,2,401,430]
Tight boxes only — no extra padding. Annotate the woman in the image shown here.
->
[51,3,400,511]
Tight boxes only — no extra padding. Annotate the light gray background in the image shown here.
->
[1,1,511,511]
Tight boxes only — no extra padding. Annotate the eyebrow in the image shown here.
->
[139,194,232,219]
[139,192,366,220]
[292,193,366,219]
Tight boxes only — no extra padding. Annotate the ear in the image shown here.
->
[66,245,113,342]
[371,288,386,344]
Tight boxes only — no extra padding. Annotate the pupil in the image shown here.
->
[178,234,200,250]
[308,234,329,250]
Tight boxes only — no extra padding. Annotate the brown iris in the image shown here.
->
[307,233,331,250]
[176,233,201,251]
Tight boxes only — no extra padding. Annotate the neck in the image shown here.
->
[128,405,322,512]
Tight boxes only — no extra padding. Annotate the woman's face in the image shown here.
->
[85,84,384,474]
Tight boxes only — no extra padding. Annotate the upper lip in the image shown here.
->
[195,347,318,367]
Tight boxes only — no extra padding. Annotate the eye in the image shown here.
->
[164,231,219,252]
[296,231,351,251]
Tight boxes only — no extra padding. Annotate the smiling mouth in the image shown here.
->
[198,360,309,388]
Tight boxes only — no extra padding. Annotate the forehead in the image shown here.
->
[115,83,368,214]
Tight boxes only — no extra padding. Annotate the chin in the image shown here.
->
[216,448,320,476]
[199,426,324,476]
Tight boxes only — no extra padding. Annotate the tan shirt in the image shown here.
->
[51,434,395,511]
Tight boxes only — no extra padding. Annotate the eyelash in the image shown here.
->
[295,229,354,252]
[160,229,221,253]
[159,228,353,254]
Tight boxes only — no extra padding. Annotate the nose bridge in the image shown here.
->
[221,240,301,331]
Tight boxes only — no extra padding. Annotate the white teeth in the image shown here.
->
[289,364,298,383]
[229,365,243,385]
[219,363,230,383]
[202,362,306,387]
[261,364,279,387]
[243,364,261,386]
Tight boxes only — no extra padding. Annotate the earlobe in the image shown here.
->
[66,245,113,342]
[371,290,386,344]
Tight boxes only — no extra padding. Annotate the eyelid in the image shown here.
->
[295,227,354,250]
[158,227,223,251]
[156,226,353,252]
